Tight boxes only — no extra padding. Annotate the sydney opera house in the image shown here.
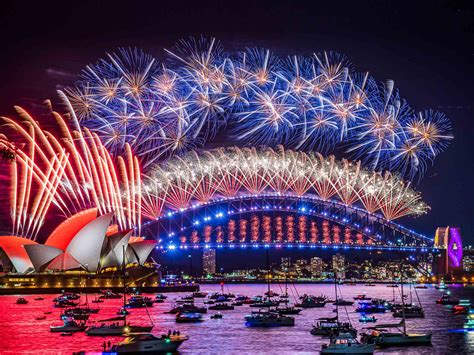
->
[0,208,155,276]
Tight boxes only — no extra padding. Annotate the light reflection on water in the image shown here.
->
[0,283,472,354]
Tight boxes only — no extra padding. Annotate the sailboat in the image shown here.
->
[86,245,154,336]
[311,270,356,337]
[245,248,295,327]
[393,283,424,318]
[275,258,302,315]
[321,332,375,354]
[361,267,432,347]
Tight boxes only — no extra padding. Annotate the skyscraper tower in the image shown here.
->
[202,249,216,276]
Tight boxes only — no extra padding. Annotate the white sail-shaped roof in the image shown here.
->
[66,213,113,272]
[24,244,62,271]
[128,240,156,265]
[101,230,132,268]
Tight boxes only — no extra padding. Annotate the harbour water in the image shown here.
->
[0,283,473,354]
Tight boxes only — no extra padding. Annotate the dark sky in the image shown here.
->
[0,0,472,243]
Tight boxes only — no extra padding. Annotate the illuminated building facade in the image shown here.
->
[332,253,346,279]
[434,226,463,275]
[310,257,323,277]
[203,249,216,276]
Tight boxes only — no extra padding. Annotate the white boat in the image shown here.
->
[86,315,153,336]
[110,333,188,353]
[321,333,375,354]
[50,319,86,333]
[245,310,295,327]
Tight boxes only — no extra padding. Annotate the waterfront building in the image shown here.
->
[332,253,345,279]
[309,257,323,278]
[203,249,216,276]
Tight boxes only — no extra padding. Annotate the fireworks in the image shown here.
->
[142,146,429,221]
[0,105,141,239]
[67,37,452,179]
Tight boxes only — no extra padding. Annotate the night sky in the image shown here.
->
[0,0,472,244]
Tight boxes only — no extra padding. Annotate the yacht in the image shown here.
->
[99,290,122,299]
[168,303,207,314]
[296,295,326,308]
[110,333,188,353]
[125,295,154,308]
[50,319,86,332]
[211,313,223,319]
[245,310,295,327]
[311,318,357,337]
[436,292,459,305]
[193,291,207,298]
[355,303,386,313]
[86,315,153,335]
[333,299,354,306]
[361,329,432,347]
[275,305,302,315]
[176,312,204,323]
[359,315,377,323]
[249,298,280,308]
[208,303,234,311]
[321,332,375,354]
[393,305,424,318]
[16,297,28,304]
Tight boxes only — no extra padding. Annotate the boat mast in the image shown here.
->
[334,266,339,322]
[266,247,271,297]
[122,245,127,325]
[400,262,407,335]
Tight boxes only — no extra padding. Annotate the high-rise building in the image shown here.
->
[294,259,308,276]
[332,253,345,279]
[281,257,291,272]
[202,249,216,275]
[434,226,463,275]
[309,257,323,278]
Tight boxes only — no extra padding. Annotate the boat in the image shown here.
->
[208,303,234,311]
[168,303,207,314]
[16,297,28,304]
[54,299,78,308]
[333,299,354,306]
[35,316,47,320]
[393,305,424,318]
[361,270,432,348]
[117,307,130,316]
[193,291,207,298]
[44,311,52,314]
[249,298,280,308]
[99,290,122,299]
[125,295,154,308]
[275,306,302,315]
[264,290,279,297]
[311,272,357,337]
[91,298,104,303]
[296,295,326,308]
[155,293,167,301]
[386,284,399,288]
[321,332,375,354]
[235,295,251,302]
[414,285,428,289]
[210,312,223,319]
[355,303,386,313]
[62,307,99,320]
[245,310,295,327]
[231,301,243,306]
[204,300,215,305]
[365,284,376,287]
[34,297,44,301]
[436,292,459,305]
[464,311,474,330]
[86,316,153,335]
[434,280,447,290]
[311,318,357,337]
[60,332,73,336]
[176,312,204,323]
[110,333,188,353]
[50,319,86,332]
[453,299,471,315]
[354,294,372,301]
[359,315,376,323]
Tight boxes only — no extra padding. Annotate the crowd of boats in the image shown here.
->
[12,276,471,354]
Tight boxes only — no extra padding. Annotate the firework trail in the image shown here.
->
[67,37,453,179]
[0,102,141,240]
